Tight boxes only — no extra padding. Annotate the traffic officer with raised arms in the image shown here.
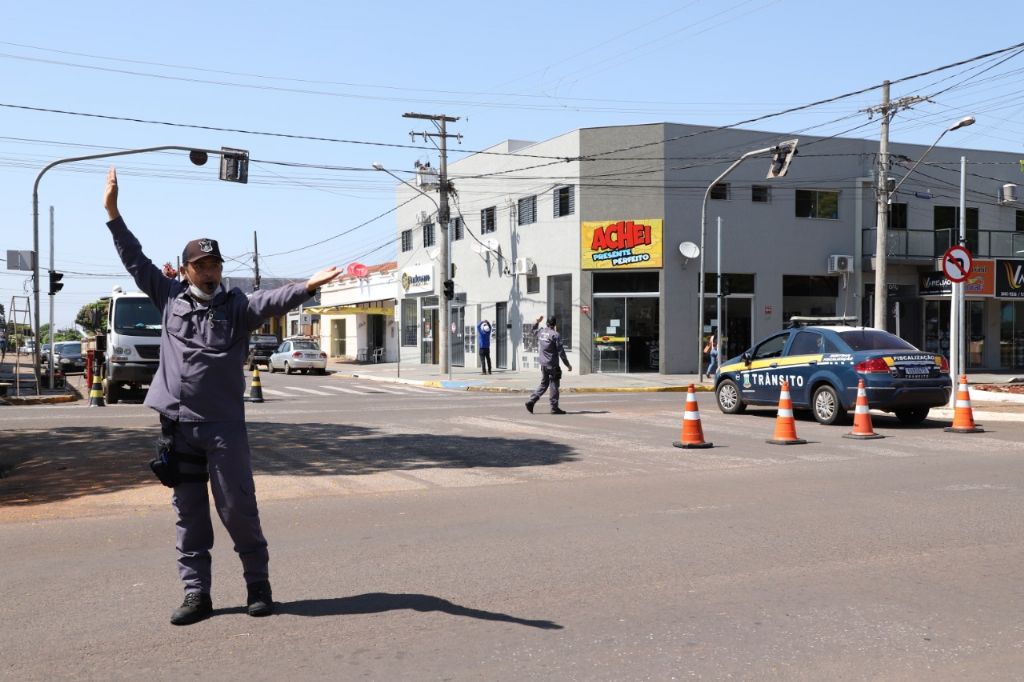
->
[525,314,572,415]
[103,167,343,625]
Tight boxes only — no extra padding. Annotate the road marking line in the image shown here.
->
[261,388,298,397]
[318,384,364,394]
[289,386,332,396]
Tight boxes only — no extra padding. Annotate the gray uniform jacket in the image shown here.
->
[108,217,312,422]
[533,323,570,369]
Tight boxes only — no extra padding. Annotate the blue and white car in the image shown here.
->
[714,321,952,425]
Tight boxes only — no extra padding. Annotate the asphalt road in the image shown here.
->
[2,371,1024,680]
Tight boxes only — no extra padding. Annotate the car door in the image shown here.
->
[781,330,827,405]
[271,341,290,370]
[738,332,790,404]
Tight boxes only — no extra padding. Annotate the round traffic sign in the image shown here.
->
[941,245,972,283]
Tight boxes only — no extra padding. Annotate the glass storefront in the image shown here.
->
[592,271,659,373]
[923,299,985,367]
[1000,302,1024,368]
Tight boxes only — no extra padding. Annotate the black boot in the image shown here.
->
[525,401,535,414]
[170,592,212,626]
[551,407,566,415]
[247,580,274,617]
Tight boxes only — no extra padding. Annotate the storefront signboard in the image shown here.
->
[581,219,663,270]
[964,259,994,297]
[401,264,434,295]
[995,258,1024,298]
[919,271,951,297]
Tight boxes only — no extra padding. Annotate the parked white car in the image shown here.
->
[267,338,327,375]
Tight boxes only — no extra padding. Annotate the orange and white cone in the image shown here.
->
[944,375,983,433]
[673,384,713,449]
[767,380,806,445]
[844,379,884,439]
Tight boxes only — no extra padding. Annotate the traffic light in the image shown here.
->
[442,279,454,300]
[219,147,249,184]
[48,270,64,295]
[766,139,799,179]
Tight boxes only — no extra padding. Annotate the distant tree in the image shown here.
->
[76,300,109,335]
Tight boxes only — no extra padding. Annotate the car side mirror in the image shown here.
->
[742,351,752,366]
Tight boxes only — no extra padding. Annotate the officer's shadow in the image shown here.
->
[216,592,562,629]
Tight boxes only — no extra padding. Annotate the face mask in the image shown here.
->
[188,283,218,302]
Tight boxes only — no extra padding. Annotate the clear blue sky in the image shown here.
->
[2,0,1023,329]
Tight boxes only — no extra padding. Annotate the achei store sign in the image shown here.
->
[581,219,663,270]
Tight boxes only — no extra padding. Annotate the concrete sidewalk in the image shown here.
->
[327,358,1024,396]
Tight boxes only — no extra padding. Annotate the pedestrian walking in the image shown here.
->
[704,333,718,376]
[477,319,493,374]
[525,314,572,415]
[103,167,343,626]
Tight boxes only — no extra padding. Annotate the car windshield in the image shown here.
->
[58,342,81,355]
[292,341,319,350]
[114,298,162,337]
[837,329,917,352]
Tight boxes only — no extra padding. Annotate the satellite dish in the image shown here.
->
[678,241,700,259]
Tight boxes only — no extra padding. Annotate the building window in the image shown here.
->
[751,185,771,203]
[554,185,575,217]
[401,299,417,346]
[783,275,838,321]
[401,229,412,252]
[423,222,435,248]
[934,205,979,253]
[1016,209,1024,231]
[548,274,572,350]
[888,202,908,229]
[710,183,730,200]
[526,275,540,294]
[518,195,537,225]
[481,206,496,234]
[450,217,464,241]
[795,189,839,220]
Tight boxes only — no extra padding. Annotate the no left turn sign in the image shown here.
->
[941,245,973,283]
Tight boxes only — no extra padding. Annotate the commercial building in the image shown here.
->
[311,262,398,363]
[386,123,1024,374]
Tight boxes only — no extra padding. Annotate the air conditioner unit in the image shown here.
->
[514,257,536,276]
[827,254,854,274]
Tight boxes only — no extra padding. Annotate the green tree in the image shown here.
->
[76,300,109,335]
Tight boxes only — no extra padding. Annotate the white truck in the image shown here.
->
[100,286,162,404]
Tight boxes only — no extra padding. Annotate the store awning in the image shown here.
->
[304,305,394,316]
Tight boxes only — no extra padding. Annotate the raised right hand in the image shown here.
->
[104,167,120,220]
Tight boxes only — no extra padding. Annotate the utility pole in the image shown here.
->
[866,81,927,330]
[404,112,461,375]
[253,230,261,291]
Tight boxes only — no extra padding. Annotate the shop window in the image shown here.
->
[701,273,754,295]
[554,185,575,217]
[401,229,412,252]
[422,222,435,248]
[782,275,838,321]
[795,189,839,219]
[751,185,771,203]
[548,274,572,349]
[518,195,537,225]
[710,183,730,200]
[401,299,417,346]
[481,206,496,234]
[1016,210,1024,232]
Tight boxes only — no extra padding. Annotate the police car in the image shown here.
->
[714,317,952,425]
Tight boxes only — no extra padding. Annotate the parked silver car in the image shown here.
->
[267,338,327,375]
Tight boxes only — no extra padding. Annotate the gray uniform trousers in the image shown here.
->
[164,416,268,594]
[529,365,562,407]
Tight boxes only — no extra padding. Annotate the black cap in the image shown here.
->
[182,238,223,264]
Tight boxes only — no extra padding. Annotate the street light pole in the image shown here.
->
[697,140,797,380]
[30,145,241,392]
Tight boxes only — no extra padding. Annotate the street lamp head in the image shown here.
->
[372,162,384,171]
[189,150,209,166]
[949,116,976,132]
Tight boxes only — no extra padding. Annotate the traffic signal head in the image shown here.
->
[442,279,454,300]
[766,139,799,179]
[48,270,64,295]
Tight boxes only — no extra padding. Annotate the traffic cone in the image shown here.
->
[673,384,713,449]
[245,367,264,403]
[944,375,983,433]
[767,380,806,445]
[843,379,884,440]
[88,373,105,408]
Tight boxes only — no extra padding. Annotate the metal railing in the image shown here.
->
[862,228,1024,260]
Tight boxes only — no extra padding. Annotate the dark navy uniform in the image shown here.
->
[527,319,572,411]
[108,216,312,596]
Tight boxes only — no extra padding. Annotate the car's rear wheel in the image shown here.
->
[716,379,746,414]
[895,407,929,425]
[811,384,847,425]
[284,362,293,375]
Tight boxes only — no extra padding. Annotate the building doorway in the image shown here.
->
[702,294,752,360]
[592,295,660,373]
[495,302,508,369]
[331,318,346,357]
[420,305,438,365]
[451,305,465,367]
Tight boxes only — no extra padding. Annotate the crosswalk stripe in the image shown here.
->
[385,384,434,394]
[260,388,297,397]
[319,385,364,394]
[362,386,406,394]
[289,386,332,396]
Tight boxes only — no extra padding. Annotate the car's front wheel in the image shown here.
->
[812,384,847,425]
[895,407,929,425]
[716,379,746,414]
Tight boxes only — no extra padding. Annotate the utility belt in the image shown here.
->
[150,420,209,488]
